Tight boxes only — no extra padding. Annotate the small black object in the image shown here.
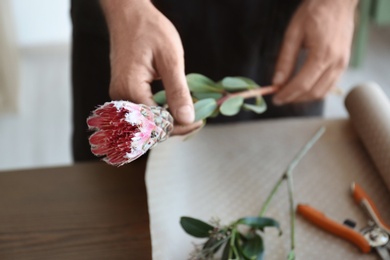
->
[343,219,357,229]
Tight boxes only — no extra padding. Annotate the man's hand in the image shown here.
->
[100,0,201,135]
[272,0,357,105]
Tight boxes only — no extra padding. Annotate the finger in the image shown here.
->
[155,49,194,125]
[109,70,157,106]
[293,64,344,103]
[273,17,303,86]
[273,50,330,105]
[172,120,204,136]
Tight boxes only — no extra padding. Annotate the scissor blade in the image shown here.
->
[376,246,390,260]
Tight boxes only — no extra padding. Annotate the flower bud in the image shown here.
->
[87,101,173,166]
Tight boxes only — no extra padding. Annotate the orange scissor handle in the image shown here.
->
[297,204,371,253]
[351,182,390,233]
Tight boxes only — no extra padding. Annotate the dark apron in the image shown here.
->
[70,0,323,161]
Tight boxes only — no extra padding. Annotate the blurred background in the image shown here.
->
[0,0,389,171]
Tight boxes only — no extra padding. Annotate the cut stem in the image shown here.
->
[259,127,326,217]
[259,175,286,217]
[258,127,325,259]
[285,127,325,258]
[286,170,295,257]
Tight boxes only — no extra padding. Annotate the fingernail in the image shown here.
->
[273,72,284,85]
[176,105,194,124]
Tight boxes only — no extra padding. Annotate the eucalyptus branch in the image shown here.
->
[153,74,280,121]
[216,85,279,106]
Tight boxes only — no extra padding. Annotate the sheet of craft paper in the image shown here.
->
[146,83,390,260]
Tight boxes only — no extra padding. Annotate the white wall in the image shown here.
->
[0,0,72,170]
[10,0,71,47]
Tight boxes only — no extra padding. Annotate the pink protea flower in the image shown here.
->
[87,101,173,166]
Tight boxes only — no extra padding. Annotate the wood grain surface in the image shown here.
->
[0,158,151,260]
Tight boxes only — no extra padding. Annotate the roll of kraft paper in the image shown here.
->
[345,82,390,191]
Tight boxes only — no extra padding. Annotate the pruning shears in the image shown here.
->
[297,182,390,259]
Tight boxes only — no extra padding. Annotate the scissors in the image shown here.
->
[297,182,390,259]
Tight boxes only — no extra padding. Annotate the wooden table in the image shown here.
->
[0,158,152,259]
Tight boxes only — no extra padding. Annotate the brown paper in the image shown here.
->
[345,82,390,192]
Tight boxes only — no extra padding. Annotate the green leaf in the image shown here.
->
[221,77,251,91]
[153,90,167,105]
[236,77,259,89]
[243,93,267,114]
[255,96,265,106]
[180,217,214,238]
[209,108,220,118]
[203,236,225,255]
[243,103,266,114]
[194,98,218,121]
[243,101,266,114]
[237,217,280,233]
[234,233,250,260]
[187,73,221,93]
[242,234,264,260]
[220,96,244,116]
[193,92,223,100]
[221,240,231,260]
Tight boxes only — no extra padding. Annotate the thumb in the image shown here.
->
[273,21,303,86]
[156,52,194,125]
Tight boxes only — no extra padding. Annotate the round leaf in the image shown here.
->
[194,98,218,121]
[180,217,214,238]
[209,108,220,118]
[237,217,280,233]
[243,103,266,114]
[255,96,265,106]
[193,92,223,100]
[187,73,221,93]
[153,90,167,105]
[236,77,259,89]
[243,96,267,114]
[234,232,249,260]
[221,77,251,91]
[242,234,264,260]
[220,96,244,116]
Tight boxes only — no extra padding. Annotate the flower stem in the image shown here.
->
[259,127,326,218]
[286,169,295,258]
[229,228,238,258]
[286,127,326,174]
[259,127,325,258]
[259,175,286,217]
[285,127,325,259]
[217,85,279,106]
